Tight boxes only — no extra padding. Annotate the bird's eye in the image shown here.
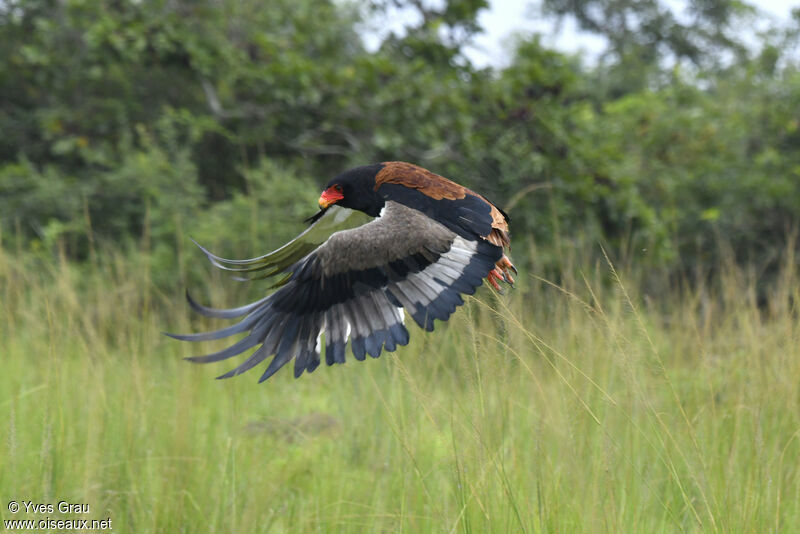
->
[333,184,343,193]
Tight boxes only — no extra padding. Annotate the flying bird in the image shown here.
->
[168,162,516,382]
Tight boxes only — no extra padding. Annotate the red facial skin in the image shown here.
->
[318,185,344,209]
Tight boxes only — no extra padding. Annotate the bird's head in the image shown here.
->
[318,163,386,217]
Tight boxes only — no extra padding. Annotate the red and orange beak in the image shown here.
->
[318,186,344,209]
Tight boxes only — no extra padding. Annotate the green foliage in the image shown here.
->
[0,0,799,288]
[540,0,757,90]
[589,72,800,274]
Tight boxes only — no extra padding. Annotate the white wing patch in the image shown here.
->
[315,330,323,355]
[390,236,474,306]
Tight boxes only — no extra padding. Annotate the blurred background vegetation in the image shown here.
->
[1,0,799,292]
[4,3,800,531]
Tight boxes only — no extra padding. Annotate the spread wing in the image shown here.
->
[168,202,502,382]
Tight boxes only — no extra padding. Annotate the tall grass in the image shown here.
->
[1,237,798,533]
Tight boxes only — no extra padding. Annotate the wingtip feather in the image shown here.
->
[304,207,329,224]
[163,331,196,341]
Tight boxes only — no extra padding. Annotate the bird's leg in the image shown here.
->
[496,255,516,286]
[486,255,516,291]
[486,267,504,291]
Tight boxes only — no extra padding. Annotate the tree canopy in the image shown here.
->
[1,0,798,289]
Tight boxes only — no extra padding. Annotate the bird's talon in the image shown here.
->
[490,256,516,290]
[497,255,518,276]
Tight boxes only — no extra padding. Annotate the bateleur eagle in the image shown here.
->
[168,161,516,382]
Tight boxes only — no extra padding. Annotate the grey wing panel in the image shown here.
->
[314,201,456,276]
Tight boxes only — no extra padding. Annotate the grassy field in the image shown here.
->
[1,241,799,533]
